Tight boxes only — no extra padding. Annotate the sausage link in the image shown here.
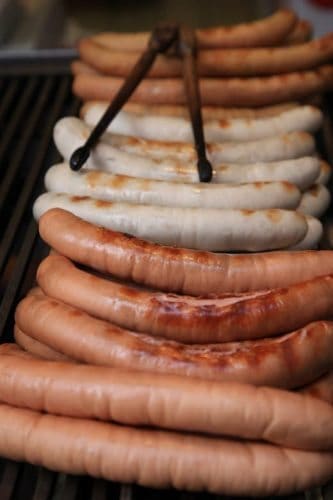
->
[1,403,332,496]
[73,66,333,107]
[15,293,333,389]
[38,209,333,294]
[37,254,333,343]
[1,344,333,451]
[79,34,333,78]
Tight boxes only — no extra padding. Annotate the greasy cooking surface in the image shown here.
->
[0,65,333,499]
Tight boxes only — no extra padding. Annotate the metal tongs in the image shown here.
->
[70,23,213,182]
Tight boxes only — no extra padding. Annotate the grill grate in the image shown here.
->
[0,66,331,500]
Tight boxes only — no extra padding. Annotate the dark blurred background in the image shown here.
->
[0,0,333,56]
[1,0,333,58]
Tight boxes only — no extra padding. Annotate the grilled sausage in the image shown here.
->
[73,65,333,107]
[33,193,308,252]
[37,254,333,343]
[15,293,333,389]
[38,209,333,294]
[54,118,320,189]
[1,402,333,496]
[1,343,333,451]
[81,103,323,142]
[91,10,297,51]
[54,116,316,167]
[79,34,333,78]
[45,164,302,211]
[13,332,333,406]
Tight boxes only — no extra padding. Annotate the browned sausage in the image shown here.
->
[14,332,333,406]
[39,209,333,295]
[14,293,333,389]
[78,34,333,78]
[72,65,333,106]
[37,254,333,343]
[1,402,332,496]
[91,10,297,51]
[1,343,333,451]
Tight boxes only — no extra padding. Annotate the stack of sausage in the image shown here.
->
[2,207,333,496]
[31,8,333,252]
[3,8,333,497]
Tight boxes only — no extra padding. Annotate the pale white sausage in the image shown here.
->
[33,192,308,251]
[45,164,301,211]
[81,103,323,143]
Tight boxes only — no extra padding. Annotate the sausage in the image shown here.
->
[14,332,333,406]
[14,325,71,362]
[2,343,333,451]
[54,118,320,189]
[297,184,331,217]
[38,208,333,294]
[287,216,323,250]
[33,192,308,252]
[302,371,333,405]
[54,116,316,166]
[91,10,297,51]
[110,131,315,164]
[72,65,333,106]
[78,34,333,78]
[37,254,333,343]
[1,403,333,496]
[284,19,313,45]
[81,102,323,142]
[15,293,333,389]
[45,164,302,211]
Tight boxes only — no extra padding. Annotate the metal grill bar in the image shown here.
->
[0,77,52,215]
[0,77,69,281]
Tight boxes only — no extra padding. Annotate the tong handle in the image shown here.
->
[179,25,212,182]
[70,24,178,171]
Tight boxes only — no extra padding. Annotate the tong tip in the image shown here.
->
[70,146,90,171]
[198,158,213,182]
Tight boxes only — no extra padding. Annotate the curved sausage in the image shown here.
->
[72,65,333,106]
[37,254,333,344]
[79,34,333,78]
[55,117,316,164]
[13,332,333,406]
[45,164,302,211]
[15,293,333,389]
[38,208,333,294]
[54,118,319,189]
[91,10,297,51]
[33,193,308,252]
[81,103,323,142]
[1,403,333,496]
[2,344,333,451]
